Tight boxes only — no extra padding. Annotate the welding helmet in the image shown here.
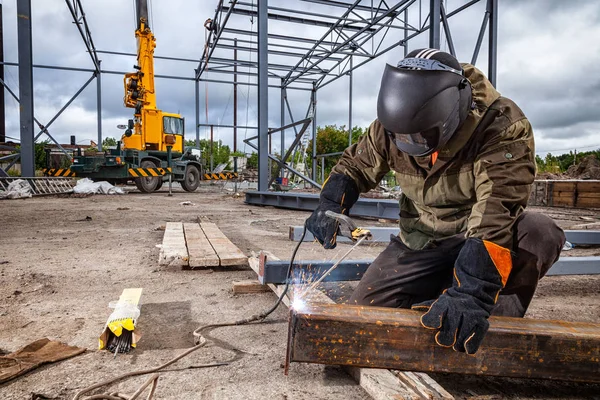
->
[377,49,472,156]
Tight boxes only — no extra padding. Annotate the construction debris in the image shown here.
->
[72,178,125,195]
[0,338,85,384]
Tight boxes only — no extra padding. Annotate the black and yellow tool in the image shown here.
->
[324,210,373,242]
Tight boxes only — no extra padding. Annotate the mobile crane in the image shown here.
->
[66,0,224,192]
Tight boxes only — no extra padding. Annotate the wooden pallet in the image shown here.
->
[247,251,454,400]
[159,222,247,268]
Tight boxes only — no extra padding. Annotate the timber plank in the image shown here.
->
[184,223,219,268]
[159,222,189,267]
[232,279,270,294]
[289,303,600,384]
[200,223,247,266]
[249,252,454,400]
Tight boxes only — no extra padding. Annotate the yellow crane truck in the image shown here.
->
[67,0,228,192]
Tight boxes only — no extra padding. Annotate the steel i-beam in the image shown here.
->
[260,256,600,285]
[287,303,600,383]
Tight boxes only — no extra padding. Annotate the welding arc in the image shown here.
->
[297,235,368,300]
[73,226,307,399]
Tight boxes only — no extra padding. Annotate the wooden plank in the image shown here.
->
[575,197,600,209]
[200,223,247,266]
[289,303,600,384]
[552,181,577,191]
[576,181,600,192]
[232,279,270,294]
[249,252,454,400]
[159,222,189,267]
[184,223,220,268]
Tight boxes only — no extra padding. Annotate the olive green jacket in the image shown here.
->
[331,64,535,251]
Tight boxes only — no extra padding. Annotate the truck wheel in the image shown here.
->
[135,160,161,193]
[181,165,200,192]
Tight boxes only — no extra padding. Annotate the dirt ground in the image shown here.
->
[1,183,599,399]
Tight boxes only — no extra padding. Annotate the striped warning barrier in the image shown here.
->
[128,167,171,178]
[203,172,238,180]
[42,168,77,177]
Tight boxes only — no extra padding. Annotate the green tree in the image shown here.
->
[185,139,232,168]
[305,125,367,180]
[246,152,258,169]
[34,140,50,170]
[102,137,118,148]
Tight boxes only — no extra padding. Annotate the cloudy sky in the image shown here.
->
[1,0,599,156]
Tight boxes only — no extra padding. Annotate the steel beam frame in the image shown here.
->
[197,0,493,193]
[289,226,600,246]
[4,0,495,184]
[259,256,600,285]
[245,191,399,218]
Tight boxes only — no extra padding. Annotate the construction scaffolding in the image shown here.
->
[2,0,498,190]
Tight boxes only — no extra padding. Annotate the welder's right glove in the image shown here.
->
[306,173,360,249]
[412,238,512,354]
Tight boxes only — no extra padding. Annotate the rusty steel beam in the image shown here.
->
[287,303,600,383]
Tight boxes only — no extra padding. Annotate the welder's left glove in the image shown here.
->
[412,238,512,354]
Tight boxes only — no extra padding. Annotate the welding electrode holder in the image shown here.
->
[324,210,372,241]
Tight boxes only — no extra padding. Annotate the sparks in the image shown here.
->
[291,297,307,311]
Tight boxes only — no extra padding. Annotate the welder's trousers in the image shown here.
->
[348,212,566,317]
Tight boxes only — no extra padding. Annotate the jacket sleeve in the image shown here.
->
[466,118,536,250]
[331,120,391,193]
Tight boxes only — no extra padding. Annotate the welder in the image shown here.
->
[306,49,565,354]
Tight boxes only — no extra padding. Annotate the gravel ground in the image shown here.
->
[0,183,599,399]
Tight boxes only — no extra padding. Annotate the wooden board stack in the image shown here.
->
[159,221,247,268]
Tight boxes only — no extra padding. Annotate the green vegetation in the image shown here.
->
[102,137,118,148]
[185,139,232,167]
[535,150,600,174]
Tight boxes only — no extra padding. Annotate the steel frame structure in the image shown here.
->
[1,0,498,183]
[198,0,499,191]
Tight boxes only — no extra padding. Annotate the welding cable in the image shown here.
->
[193,222,307,340]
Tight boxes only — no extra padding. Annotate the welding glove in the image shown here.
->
[306,173,360,249]
[412,238,512,354]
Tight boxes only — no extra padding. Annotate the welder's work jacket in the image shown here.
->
[331,64,535,251]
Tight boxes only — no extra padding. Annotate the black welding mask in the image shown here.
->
[377,50,472,156]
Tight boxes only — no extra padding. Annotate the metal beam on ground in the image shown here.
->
[289,226,600,246]
[245,191,399,219]
[259,256,600,285]
[288,303,600,383]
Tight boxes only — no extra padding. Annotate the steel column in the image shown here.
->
[195,73,200,147]
[96,62,102,151]
[348,56,353,147]
[0,4,5,144]
[257,0,269,191]
[280,80,285,165]
[429,0,441,49]
[311,83,317,182]
[233,38,238,153]
[17,0,34,177]
[471,7,489,65]
[487,0,498,86]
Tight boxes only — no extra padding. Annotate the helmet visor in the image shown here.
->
[387,128,440,156]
